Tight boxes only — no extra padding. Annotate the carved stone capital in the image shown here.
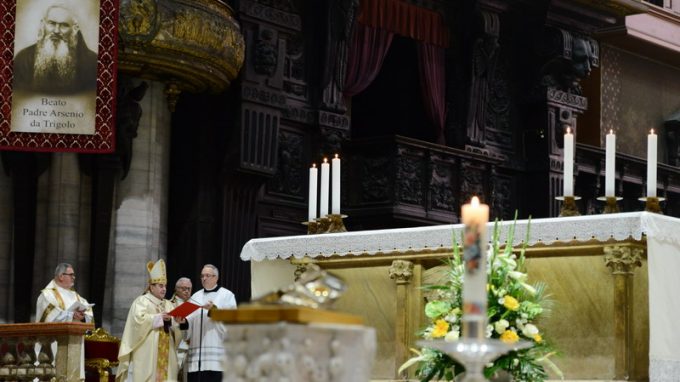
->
[389,260,414,285]
[604,245,643,275]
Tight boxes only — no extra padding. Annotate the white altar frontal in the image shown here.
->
[241,212,680,381]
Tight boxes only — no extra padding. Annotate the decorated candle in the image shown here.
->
[308,164,318,221]
[564,127,574,197]
[332,154,341,214]
[461,196,489,338]
[647,129,657,198]
[320,158,330,216]
[605,130,616,197]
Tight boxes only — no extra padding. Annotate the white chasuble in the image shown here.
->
[117,292,182,382]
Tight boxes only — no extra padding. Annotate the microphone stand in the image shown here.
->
[199,303,203,382]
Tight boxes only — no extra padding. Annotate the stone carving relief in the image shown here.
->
[389,260,414,285]
[429,160,455,211]
[358,156,390,203]
[254,28,278,76]
[460,160,486,202]
[538,28,599,95]
[270,130,304,198]
[283,34,306,99]
[397,155,423,205]
[604,245,643,275]
[466,11,500,148]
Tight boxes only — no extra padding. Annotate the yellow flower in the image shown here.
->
[533,334,543,343]
[432,319,449,338]
[503,296,520,311]
[500,330,519,344]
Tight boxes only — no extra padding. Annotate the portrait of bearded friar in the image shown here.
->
[12,3,98,95]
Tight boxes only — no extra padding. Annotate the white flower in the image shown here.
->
[445,328,460,342]
[522,324,539,337]
[486,324,493,338]
[494,319,509,334]
[508,271,527,281]
[520,282,537,295]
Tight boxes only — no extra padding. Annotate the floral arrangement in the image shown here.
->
[400,219,561,381]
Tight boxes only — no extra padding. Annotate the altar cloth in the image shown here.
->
[240,212,680,381]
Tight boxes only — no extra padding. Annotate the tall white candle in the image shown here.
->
[605,130,616,197]
[461,196,489,337]
[308,164,318,221]
[647,129,658,198]
[320,158,330,216]
[564,127,574,197]
[331,154,341,214]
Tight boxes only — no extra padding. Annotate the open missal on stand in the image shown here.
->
[168,301,201,318]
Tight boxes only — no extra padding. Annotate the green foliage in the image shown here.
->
[401,219,561,381]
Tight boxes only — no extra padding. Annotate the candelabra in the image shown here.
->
[597,196,621,214]
[303,214,347,234]
[639,196,664,214]
[555,196,581,217]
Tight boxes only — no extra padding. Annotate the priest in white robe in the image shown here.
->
[36,263,93,323]
[117,259,186,382]
[35,262,93,380]
[185,264,236,382]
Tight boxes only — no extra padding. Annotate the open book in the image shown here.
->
[67,301,95,312]
[168,301,201,318]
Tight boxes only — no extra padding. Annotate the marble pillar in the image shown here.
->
[108,80,171,336]
[33,153,92,312]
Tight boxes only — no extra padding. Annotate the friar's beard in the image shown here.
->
[33,33,77,86]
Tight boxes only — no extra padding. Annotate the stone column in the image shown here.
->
[604,244,643,380]
[33,153,92,301]
[389,259,417,379]
[109,80,171,335]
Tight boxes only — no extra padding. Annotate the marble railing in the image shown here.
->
[0,322,93,381]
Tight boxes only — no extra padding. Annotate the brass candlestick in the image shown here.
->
[638,196,664,214]
[326,214,347,233]
[556,196,581,217]
[597,196,622,214]
[302,214,348,234]
[302,220,319,235]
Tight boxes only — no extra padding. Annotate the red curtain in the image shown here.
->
[358,0,449,48]
[417,42,446,145]
[343,23,394,97]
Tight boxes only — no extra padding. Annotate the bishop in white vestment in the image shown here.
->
[117,259,186,382]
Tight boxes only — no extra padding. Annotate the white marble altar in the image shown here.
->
[222,322,376,382]
[241,212,680,381]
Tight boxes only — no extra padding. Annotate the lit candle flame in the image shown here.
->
[650,128,655,135]
[609,129,613,134]
[323,158,328,163]
[334,153,339,159]
[312,163,316,168]
[566,127,572,134]
[471,196,480,207]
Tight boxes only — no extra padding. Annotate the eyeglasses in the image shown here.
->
[62,273,75,277]
[200,274,215,279]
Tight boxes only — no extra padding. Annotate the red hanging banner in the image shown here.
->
[0,0,118,152]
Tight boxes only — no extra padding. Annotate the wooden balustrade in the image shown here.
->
[0,322,93,381]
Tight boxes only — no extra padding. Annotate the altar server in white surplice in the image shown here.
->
[117,259,186,382]
[36,263,94,323]
[186,264,237,382]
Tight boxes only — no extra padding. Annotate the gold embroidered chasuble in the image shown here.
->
[117,292,181,382]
